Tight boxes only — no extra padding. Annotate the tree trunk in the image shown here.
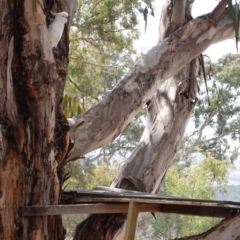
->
[0,0,73,239]
[112,0,196,193]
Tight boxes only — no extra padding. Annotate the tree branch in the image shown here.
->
[194,129,239,148]
[68,76,82,93]
[67,10,237,161]
[69,57,118,68]
[176,213,240,240]
[209,0,228,20]
[185,110,218,153]
[61,0,77,27]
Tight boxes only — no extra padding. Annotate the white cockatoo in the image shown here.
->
[48,11,68,48]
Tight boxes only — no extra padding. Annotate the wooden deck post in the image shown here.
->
[125,200,139,240]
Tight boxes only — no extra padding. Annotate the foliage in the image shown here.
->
[85,161,119,189]
[138,157,233,239]
[215,184,240,201]
[227,0,240,50]
[162,157,232,199]
[63,161,118,190]
[177,54,240,163]
[62,161,119,233]
[63,94,82,118]
[63,0,156,115]
[93,109,146,164]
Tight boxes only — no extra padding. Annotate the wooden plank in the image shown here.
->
[62,189,240,207]
[20,203,129,216]
[158,204,233,218]
[125,201,139,240]
[62,193,240,210]
[138,204,232,217]
[19,201,240,218]
[63,197,240,214]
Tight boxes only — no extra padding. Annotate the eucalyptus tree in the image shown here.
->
[1,0,240,240]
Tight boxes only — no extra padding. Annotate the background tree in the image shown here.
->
[63,161,118,237]
[179,54,240,163]
[64,0,149,113]
[137,157,232,239]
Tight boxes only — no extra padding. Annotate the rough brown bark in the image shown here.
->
[0,0,72,239]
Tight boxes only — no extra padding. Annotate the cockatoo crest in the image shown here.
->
[48,11,68,48]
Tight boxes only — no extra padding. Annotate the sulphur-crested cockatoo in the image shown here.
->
[48,11,68,48]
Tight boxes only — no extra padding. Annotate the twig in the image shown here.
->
[209,0,228,20]
[69,57,118,69]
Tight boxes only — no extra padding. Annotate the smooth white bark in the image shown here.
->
[67,10,235,161]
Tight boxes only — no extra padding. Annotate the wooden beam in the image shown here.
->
[161,204,232,218]
[19,200,240,218]
[125,201,139,240]
[20,203,129,216]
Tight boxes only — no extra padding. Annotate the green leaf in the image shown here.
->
[63,94,68,107]
[150,3,154,16]
[227,1,240,51]
[143,7,148,31]
[228,0,233,8]
[63,94,82,118]
[234,4,240,51]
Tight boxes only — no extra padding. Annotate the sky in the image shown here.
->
[137,0,238,62]
[136,0,240,186]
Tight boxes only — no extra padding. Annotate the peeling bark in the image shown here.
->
[158,0,187,40]
[112,0,195,193]
[112,66,197,193]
